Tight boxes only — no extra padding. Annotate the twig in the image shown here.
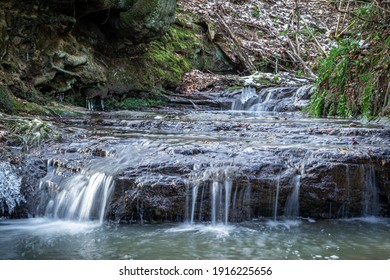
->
[189,99,199,110]
[214,12,256,73]
[286,37,317,80]
[294,0,301,55]
[234,19,269,33]
[335,0,344,37]
[301,18,328,57]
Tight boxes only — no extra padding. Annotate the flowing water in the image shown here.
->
[1,85,390,259]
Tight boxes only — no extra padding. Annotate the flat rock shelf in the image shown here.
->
[1,86,390,259]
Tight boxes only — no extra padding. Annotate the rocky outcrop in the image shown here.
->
[8,99,389,222]
[0,0,181,113]
[38,0,177,45]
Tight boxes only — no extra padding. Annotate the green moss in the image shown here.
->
[0,87,49,115]
[359,73,375,118]
[0,86,16,114]
[336,93,352,118]
[309,3,390,118]
[0,85,82,116]
[14,89,48,106]
[139,23,201,89]
[227,85,244,91]
[310,37,389,118]
[8,118,60,148]
[13,100,52,115]
[309,88,326,118]
[115,9,237,95]
[105,96,166,110]
[63,94,86,108]
[120,0,159,23]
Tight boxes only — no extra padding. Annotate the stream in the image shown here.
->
[1,217,390,260]
[1,86,390,259]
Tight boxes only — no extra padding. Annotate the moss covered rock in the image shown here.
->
[0,86,15,114]
[118,0,177,44]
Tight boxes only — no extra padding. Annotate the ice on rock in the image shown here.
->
[0,162,25,215]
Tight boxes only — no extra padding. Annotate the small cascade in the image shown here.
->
[284,174,301,220]
[58,92,65,102]
[209,179,234,225]
[231,85,313,112]
[250,87,280,111]
[336,164,352,219]
[86,98,95,111]
[224,180,232,224]
[293,84,313,108]
[86,97,105,111]
[208,179,233,225]
[187,168,242,225]
[361,165,380,217]
[211,181,219,225]
[44,172,114,224]
[232,87,257,110]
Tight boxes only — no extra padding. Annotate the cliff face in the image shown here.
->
[0,0,181,112]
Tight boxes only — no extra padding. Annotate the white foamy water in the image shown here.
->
[43,172,114,224]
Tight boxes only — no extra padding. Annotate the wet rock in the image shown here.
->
[4,100,390,221]
[17,157,47,218]
[115,0,177,44]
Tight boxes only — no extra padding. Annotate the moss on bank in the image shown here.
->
[309,4,390,118]
[0,86,82,116]
[7,118,60,148]
[0,86,15,114]
[104,95,167,110]
[140,24,201,88]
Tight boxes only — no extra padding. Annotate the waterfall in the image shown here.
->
[249,87,278,111]
[190,185,199,224]
[187,169,236,225]
[362,165,379,217]
[86,99,95,111]
[284,174,301,220]
[44,172,114,224]
[232,87,257,110]
[211,181,219,225]
[231,85,313,112]
[210,179,233,225]
[224,180,232,224]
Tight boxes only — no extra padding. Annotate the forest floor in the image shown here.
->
[178,0,342,75]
